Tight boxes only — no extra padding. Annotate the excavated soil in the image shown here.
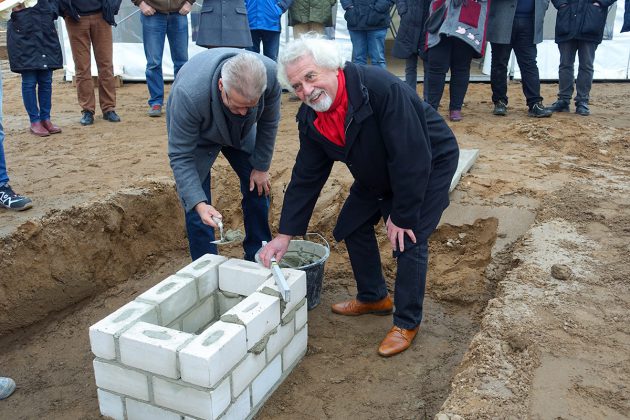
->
[0,66,628,419]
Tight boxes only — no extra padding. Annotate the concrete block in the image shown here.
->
[120,322,193,379]
[218,292,243,314]
[251,355,282,407]
[231,350,266,397]
[167,319,183,331]
[257,268,307,317]
[136,275,198,325]
[265,322,294,362]
[97,388,124,420]
[220,389,251,420]
[295,300,307,331]
[221,292,280,350]
[218,259,272,296]
[93,359,149,401]
[282,326,308,372]
[89,301,158,360]
[177,254,227,299]
[153,376,231,420]
[182,295,216,334]
[179,321,247,388]
[126,398,181,420]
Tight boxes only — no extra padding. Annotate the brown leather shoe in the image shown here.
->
[30,121,50,137]
[378,326,419,357]
[41,120,62,134]
[331,295,393,316]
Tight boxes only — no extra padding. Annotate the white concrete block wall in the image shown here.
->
[91,256,309,420]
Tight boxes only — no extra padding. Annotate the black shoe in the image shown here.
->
[103,110,121,122]
[0,184,33,211]
[80,110,94,126]
[575,102,590,116]
[549,100,570,113]
[528,102,552,118]
[493,101,508,116]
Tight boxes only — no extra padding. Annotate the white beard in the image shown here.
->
[305,89,333,112]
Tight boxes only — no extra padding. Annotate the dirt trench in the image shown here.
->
[0,182,504,419]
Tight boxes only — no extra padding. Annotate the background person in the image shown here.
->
[195,0,253,49]
[167,50,281,261]
[245,0,294,61]
[259,36,459,357]
[288,0,336,37]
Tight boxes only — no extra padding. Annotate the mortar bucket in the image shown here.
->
[256,233,330,310]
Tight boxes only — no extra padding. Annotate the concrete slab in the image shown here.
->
[450,149,480,192]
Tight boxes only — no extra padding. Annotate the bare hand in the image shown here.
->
[386,216,416,253]
[139,1,156,16]
[194,202,222,228]
[258,234,292,267]
[179,2,192,15]
[250,169,271,196]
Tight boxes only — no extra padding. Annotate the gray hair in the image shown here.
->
[221,53,268,101]
[277,33,345,92]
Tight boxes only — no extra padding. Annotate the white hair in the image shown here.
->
[221,53,268,102]
[277,33,345,92]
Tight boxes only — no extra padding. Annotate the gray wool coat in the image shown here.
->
[166,48,281,213]
[487,0,550,44]
[196,0,253,48]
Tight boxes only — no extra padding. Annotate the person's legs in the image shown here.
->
[404,54,418,90]
[0,70,8,186]
[64,16,96,113]
[490,43,512,106]
[366,28,387,68]
[557,40,578,102]
[36,69,53,122]
[167,12,189,78]
[184,173,219,261]
[447,38,474,111]
[348,30,368,65]
[142,13,167,107]
[392,239,428,329]
[90,15,116,113]
[425,39,452,110]
[344,219,389,302]
[248,29,263,54]
[20,71,41,123]
[221,147,271,261]
[512,16,542,107]
[307,22,325,34]
[574,40,597,105]
[260,30,281,61]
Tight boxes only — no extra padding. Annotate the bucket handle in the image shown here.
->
[303,232,330,251]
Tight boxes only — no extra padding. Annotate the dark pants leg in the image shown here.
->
[557,40,578,102]
[248,30,280,61]
[21,71,41,123]
[37,69,53,121]
[404,54,418,91]
[575,41,597,104]
[448,38,474,111]
[426,39,451,110]
[393,239,428,329]
[345,217,389,303]
[248,30,263,54]
[185,174,218,261]
[512,16,542,107]
[490,43,512,105]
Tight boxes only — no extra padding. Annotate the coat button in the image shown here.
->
[42,54,46,57]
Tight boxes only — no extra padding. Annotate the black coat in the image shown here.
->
[278,63,459,242]
[7,0,63,73]
[59,0,122,25]
[341,0,395,31]
[392,0,431,60]
[552,0,617,44]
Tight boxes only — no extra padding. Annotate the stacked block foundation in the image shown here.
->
[89,254,308,420]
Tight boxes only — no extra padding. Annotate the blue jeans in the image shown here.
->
[345,219,429,330]
[21,69,53,123]
[185,147,271,261]
[141,12,189,107]
[349,28,388,68]
[247,30,280,61]
[0,68,8,186]
[557,40,597,105]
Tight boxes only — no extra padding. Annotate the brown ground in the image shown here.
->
[0,63,628,420]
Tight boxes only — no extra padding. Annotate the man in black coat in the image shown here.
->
[259,36,459,357]
[549,0,617,116]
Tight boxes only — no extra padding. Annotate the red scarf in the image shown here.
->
[314,69,348,147]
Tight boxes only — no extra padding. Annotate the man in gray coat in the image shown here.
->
[167,49,281,261]
[487,0,552,117]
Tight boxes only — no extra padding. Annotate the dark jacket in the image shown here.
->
[392,0,431,59]
[7,0,63,73]
[278,62,459,242]
[552,0,617,44]
[59,0,122,25]
[196,0,253,48]
[340,0,394,31]
[288,0,336,26]
[132,0,195,14]
[621,0,629,32]
[487,0,550,44]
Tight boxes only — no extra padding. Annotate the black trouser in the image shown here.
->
[426,37,475,111]
[491,16,542,108]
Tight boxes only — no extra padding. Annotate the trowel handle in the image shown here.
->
[211,216,223,229]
